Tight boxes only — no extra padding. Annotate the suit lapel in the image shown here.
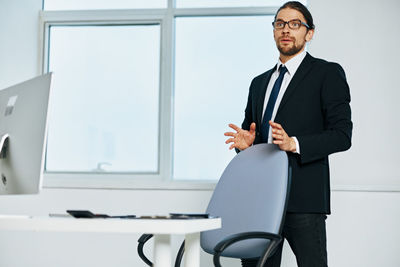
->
[276,53,315,115]
[255,66,275,127]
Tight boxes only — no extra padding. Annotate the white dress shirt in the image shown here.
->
[262,50,307,153]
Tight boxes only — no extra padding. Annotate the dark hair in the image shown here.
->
[275,1,315,30]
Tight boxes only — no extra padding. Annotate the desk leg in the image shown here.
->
[153,234,171,267]
[184,232,200,267]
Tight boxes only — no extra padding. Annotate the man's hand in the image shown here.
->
[269,121,297,152]
[224,123,256,150]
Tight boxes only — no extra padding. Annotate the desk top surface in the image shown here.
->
[0,215,221,234]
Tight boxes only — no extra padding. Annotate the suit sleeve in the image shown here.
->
[241,79,255,131]
[235,79,256,154]
[297,63,352,164]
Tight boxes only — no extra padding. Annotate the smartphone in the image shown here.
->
[169,213,209,219]
[66,210,110,218]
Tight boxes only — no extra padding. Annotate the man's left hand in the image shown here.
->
[269,121,297,152]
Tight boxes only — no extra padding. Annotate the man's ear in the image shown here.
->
[305,29,314,42]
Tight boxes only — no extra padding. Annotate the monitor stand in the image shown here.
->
[0,134,9,158]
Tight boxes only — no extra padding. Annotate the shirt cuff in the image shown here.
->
[292,136,300,154]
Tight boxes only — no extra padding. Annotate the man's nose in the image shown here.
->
[282,23,290,32]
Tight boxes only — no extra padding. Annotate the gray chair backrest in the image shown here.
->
[201,144,290,259]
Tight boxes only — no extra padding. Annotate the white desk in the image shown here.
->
[0,215,221,267]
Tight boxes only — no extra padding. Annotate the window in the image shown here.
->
[173,16,277,180]
[46,24,160,173]
[40,1,306,188]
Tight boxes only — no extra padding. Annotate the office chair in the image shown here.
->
[137,143,291,267]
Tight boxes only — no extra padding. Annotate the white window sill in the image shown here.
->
[43,173,217,190]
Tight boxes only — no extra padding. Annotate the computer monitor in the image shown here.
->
[0,73,52,195]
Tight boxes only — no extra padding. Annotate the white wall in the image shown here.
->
[305,0,400,266]
[309,0,400,191]
[0,0,40,89]
[0,0,399,266]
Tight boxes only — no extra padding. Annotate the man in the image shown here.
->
[224,1,352,267]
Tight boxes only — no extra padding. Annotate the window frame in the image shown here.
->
[39,1,279,190]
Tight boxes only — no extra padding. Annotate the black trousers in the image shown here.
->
[241,213,328,267]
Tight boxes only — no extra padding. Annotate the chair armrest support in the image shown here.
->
[138,234,186,267]
[213,231,282,267]
[174,240,185,267]
[137,234,154,266]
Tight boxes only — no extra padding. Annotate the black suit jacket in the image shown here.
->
[241,53,352,214]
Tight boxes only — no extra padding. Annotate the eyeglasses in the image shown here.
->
[272,19,310,30]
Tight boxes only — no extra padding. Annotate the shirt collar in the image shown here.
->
[276,50,307,76]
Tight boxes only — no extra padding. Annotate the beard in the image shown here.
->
[277,38,305,56]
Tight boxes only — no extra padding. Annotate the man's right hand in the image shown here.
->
[224,122,256,150]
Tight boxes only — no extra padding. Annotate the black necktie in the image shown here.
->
[260,65,288,142]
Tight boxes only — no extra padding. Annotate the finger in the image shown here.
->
[274,129,287,137]
[273,140,283,144]
[225,138,235,144]
[272,134,284,140]
[228,123,241,132]
[249,122,256,133]
[272,129,282,135]
[269,121,282,129]
[269,121,281,129]
[224,132,236,137]
[229,144,236,150]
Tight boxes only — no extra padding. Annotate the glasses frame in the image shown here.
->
[272,19,310,30]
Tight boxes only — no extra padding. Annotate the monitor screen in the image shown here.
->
[0,73,52,195]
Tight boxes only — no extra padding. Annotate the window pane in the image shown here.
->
[173,16,278,180]
[46,25,160,173]
[44,0,167,10]
[176,0,306,8]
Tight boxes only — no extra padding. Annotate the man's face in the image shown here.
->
[273,8,314,57]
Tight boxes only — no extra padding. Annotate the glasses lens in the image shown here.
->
[274,21,285,29]
[288,20,301,29]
